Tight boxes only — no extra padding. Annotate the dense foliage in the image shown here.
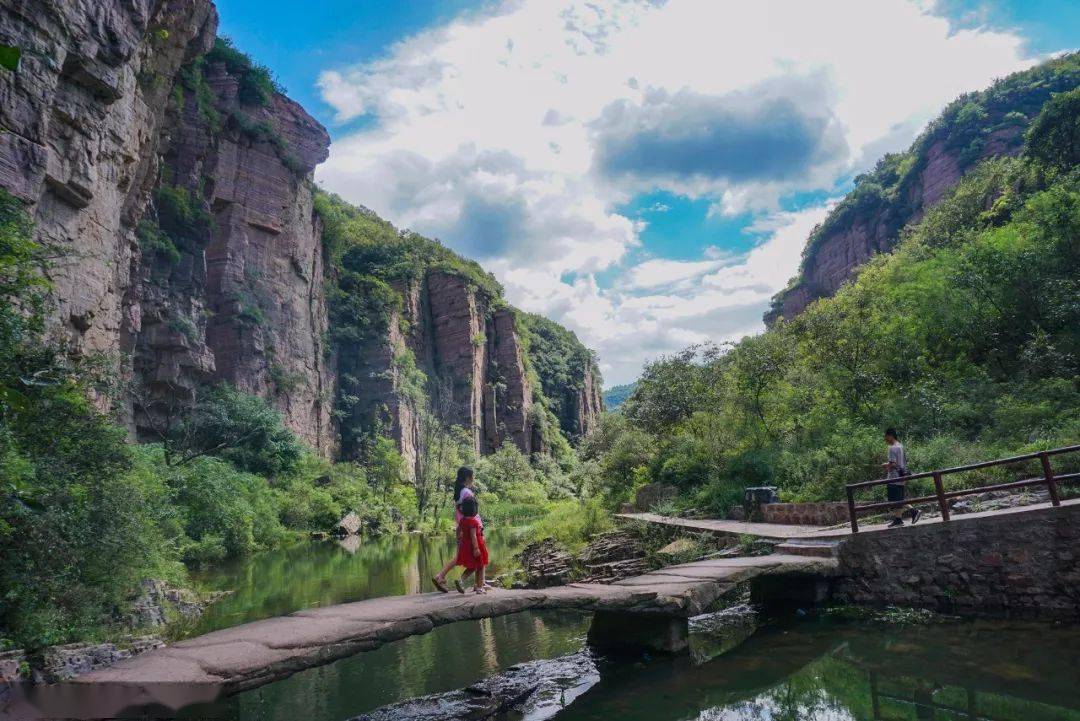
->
[0,190,172,648]
[771,52,1080,316]
[597,83,1080,515]
[602,382,637,410]
[0,191,414,649]
[316,190,503,298]
[517,312,602,439]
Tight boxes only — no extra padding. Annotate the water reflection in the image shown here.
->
[183,529,527,638]
[9,529,1080,721]
[555,619,1080,721]
[181,610,591,721]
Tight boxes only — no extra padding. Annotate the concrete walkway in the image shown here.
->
[74,554,835,692]
[622,498,1080,541]
[616,512,838,539]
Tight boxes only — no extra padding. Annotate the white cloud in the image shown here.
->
[623,258,729,290]
[315,0,1037,385]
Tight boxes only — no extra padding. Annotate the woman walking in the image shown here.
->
[431,467,480,592]
[453,496,489,594]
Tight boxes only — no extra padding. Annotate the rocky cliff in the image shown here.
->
[0,0,215,354]
[131,42,333,452]
[337,272,541,467]
[519,312,604,441]
[0,0,602,465]
[767,54,1080,323]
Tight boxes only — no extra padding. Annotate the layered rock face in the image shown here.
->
[0,0,216,353]
[1,0,600,465]
[131,56,334,451]
[339,271,538,468]
[769,126,1024,322]
[567,362,604,438]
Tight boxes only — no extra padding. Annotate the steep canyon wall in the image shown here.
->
[0,0,601,465]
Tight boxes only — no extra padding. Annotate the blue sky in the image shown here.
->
[216,0,1076,384]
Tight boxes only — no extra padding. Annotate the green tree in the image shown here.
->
[1025,86,1080,170]
[623,343,721,435]
[159,384,303,475]
[0,191,173,648]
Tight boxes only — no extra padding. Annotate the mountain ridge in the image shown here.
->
[767,52,1080,324]
[0,0,602,472]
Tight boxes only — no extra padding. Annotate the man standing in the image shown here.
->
[883,427,921,528]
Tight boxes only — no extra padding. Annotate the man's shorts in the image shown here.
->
[887,482,907,503]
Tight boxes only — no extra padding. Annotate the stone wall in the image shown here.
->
[835,503,1080,617]
[762,502,849,526]
[634,483,678,512]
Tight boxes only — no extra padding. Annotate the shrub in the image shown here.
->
[526,498,613,550]
[163,384,303,475]
[0,191,177,649]
[206,37,280,106]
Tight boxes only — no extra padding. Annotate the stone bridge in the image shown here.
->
[72,554,834,694]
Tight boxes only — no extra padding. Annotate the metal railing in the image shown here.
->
[844,444,1080,533]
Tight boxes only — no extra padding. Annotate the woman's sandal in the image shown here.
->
[454,579,466,594]
[431,576,449,593]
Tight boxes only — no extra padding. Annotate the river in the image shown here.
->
[161,532,1080,721]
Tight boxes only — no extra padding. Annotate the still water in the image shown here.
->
[174,535,1080,721]
[13,534,1079,721]
[182,529,531,637]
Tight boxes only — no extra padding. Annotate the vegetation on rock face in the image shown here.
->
[174,37,302,177]
[316,190,503,298]
[517,312,602,438]
[592,86,1080,515]
[770,52,1080,317]
[315,190,596,459]
[205,37,281,107]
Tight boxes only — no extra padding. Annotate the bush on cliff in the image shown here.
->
[206,37,281,106]
[160,384,304,475]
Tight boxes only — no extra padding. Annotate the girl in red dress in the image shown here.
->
[432,466,479,593]
[455,496,489,593]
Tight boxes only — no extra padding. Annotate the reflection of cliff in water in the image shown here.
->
[555,618,1080,721]
[182,529,525,638]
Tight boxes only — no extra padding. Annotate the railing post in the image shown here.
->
[933,472,950,522]
[1039,451,1061,507]
[847,486,859,533]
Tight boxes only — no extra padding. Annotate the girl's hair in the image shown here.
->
[453,466,474,503]
[459,496,478,518]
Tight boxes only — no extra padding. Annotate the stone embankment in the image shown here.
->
[834,499,1080,616]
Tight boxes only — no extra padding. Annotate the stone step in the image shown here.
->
[773,540,843,558]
